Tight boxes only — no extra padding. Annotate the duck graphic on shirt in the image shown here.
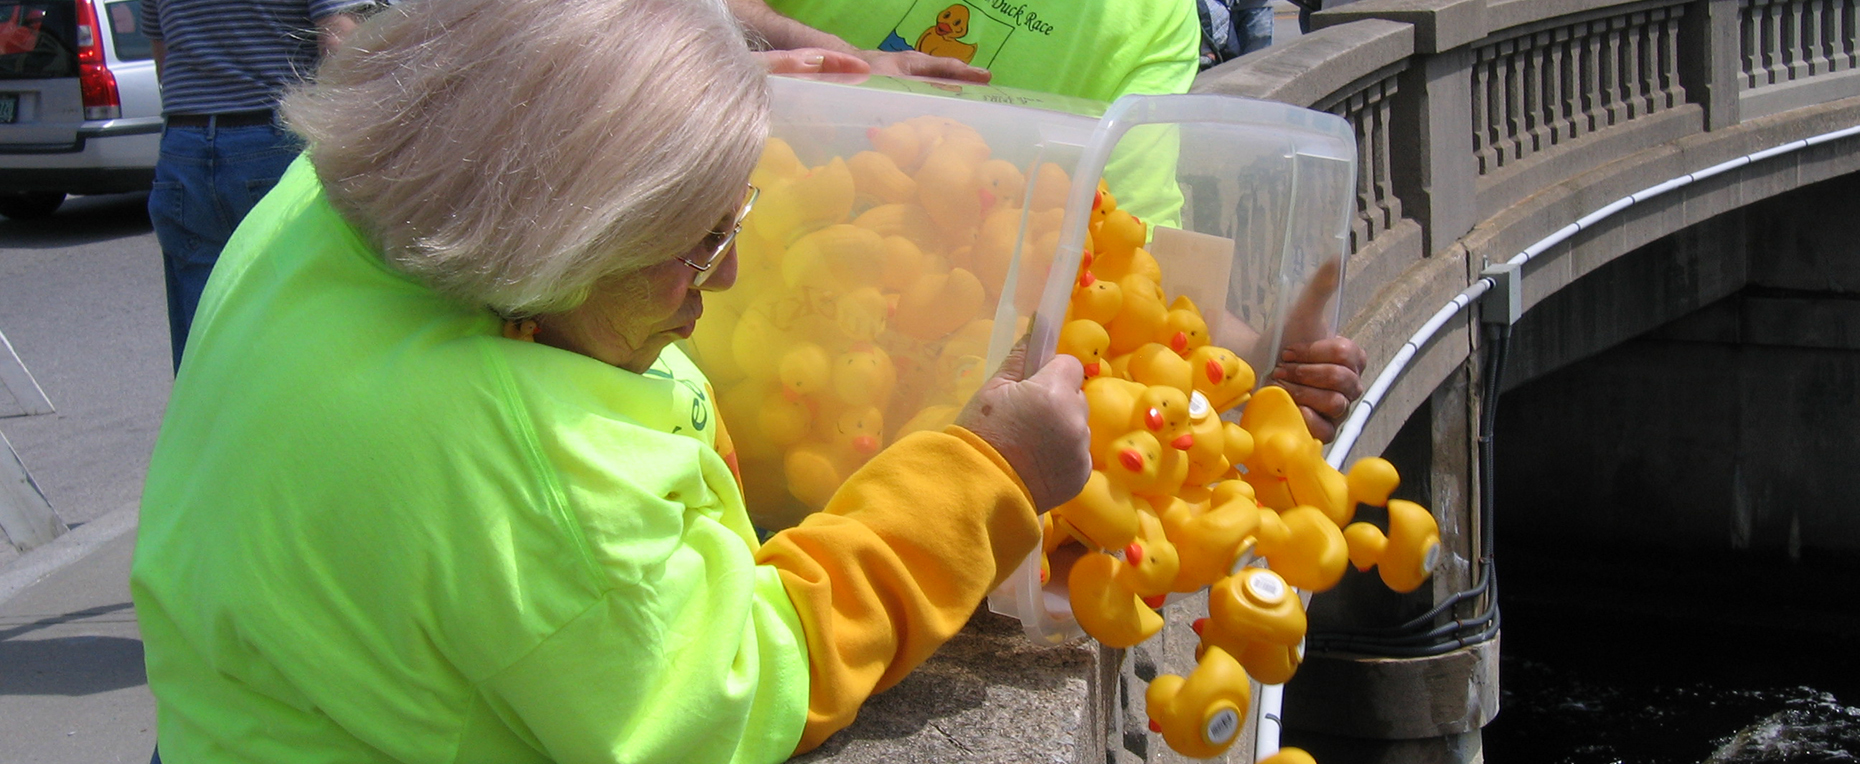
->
[878,0,1015,70]
[914,4,978,63]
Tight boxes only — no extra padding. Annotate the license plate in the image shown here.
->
[0,94,16,124]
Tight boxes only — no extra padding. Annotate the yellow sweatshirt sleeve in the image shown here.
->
[753,426,1041,753]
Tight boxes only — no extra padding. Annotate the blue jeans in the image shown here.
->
[1234,6,1275,55]
[1199,1,1277,68]
[148,122,300,371]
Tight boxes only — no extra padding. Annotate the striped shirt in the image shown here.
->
[140,0,371,116]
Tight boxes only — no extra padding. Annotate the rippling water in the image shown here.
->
[1479,546,1860,763]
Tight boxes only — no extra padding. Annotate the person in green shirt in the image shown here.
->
[731,0,1200,103]
[132,0,1092,761]
[730,0,1369,441]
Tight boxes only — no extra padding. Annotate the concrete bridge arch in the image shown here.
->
[1187,0,1860,760]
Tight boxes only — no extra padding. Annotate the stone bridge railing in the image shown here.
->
[1194,0,1860,463]
[802,3,1860,763]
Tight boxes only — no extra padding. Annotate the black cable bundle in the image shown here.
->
[1303,321,1510,657]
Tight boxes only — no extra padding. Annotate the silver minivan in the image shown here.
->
[0,0,161,219]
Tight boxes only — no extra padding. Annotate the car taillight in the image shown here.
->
[74,0,120,120]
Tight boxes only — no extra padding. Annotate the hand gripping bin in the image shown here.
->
[684,76,1357,644]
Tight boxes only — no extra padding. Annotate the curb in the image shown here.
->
[0,500,138,608]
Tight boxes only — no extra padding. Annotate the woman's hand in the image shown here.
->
[755,47,871,74]
[956,340,1091,512]
[853,50,991,82]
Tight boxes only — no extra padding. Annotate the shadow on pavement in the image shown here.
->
[0,193,153,249]
[0,633,146,696]
[0,601,146,696]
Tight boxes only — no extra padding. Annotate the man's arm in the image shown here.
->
[724,0,991,83]
[315,12,361,57]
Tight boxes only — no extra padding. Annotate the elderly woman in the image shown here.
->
[129,0,1090,761]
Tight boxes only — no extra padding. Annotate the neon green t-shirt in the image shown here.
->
[770,0,1201,102]
[132,158,809,763]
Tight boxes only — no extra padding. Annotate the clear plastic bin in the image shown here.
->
[683,74,1356,643]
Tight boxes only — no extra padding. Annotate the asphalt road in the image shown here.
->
[0,190,169,764]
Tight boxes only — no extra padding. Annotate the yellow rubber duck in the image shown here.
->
[913,133,991,235]
[852,203,944,254]
[1189,345,1255,413]
[893,267,985,341]
[1239,385,1349,521]
[781,223,885,292]
[1259,748,1320,764]
[1067,546,1164,648]
[1347,456,1402,508]
[893,400,958,440]
[831,344,895,410]
[1120,342,1193,396]
[866,123,923,173]
[749,137,808,187]
[1161,484,1261,593]
[728,305,790,382]
[1051,429,1162,550]
[1145,645,1251,759]
[1343,499,1441,593]
[1029,162,1070,212]
[847,150,918,206]
[1160,295,1211,356]
[1193,567,1307,684]
[1057,319,1111,379]
[1105,273,1167,355]
[1068,271,1123,327]
[777,343,831,400]
[976,158,1025,211]
[1253,505,1350,592]
[832,286,890,344]
[751,157,854,243]
[1083,377,1192,460]
[1200,567,1306,649]
[757,388,813,446]
[782,405,887,510]
[877,234,930,292]
[1125,511,1180,604]
[1089,208,1147,281]
[969,206,1022,290]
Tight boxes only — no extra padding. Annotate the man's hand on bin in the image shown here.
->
[1272,336,1366,443]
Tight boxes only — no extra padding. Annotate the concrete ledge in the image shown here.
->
[1462,96,1860,304]
[1474,107,1707,225]
[1282,638,1501,739]
[1342,220,1427,325]
[1191,21,1416,107]
[1340,247,1475,461]
[1312,0,1488,54]
[797,610,1096,764]
[1742,68,1860,122]
[1483,0,1683,39]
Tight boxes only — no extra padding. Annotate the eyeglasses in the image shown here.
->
[678,184,759,287]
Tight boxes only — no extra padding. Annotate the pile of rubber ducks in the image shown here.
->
[687,115,1448,760]
[689,116,1078,530]
[1043,185,1446,760]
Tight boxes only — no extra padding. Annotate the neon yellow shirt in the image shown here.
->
[770,0,1201,102]
[133,157,1044,762]
[132,158,809,763]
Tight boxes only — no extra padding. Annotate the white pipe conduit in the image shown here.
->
[1252,122,1860,761]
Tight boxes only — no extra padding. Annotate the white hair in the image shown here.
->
[282,0,769,316]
